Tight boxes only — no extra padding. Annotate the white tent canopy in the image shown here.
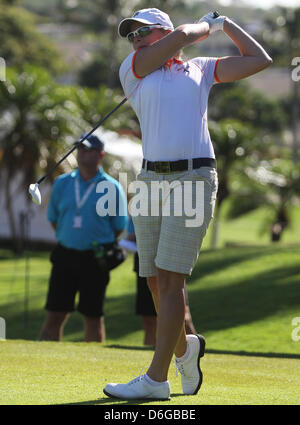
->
[96,128,142,161]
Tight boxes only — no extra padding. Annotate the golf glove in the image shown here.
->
[197,12,227,34]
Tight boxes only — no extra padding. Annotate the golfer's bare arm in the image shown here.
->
[134,22,210,77]
[216,19,272,82]
[134,19,272,81]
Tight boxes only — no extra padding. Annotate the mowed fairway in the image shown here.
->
[1,208,300,405]
[0,340,299,405]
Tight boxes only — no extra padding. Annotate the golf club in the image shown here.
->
[29,97,128,205]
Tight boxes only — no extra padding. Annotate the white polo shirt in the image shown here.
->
[119,51,220,161]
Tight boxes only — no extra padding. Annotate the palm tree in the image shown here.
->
[0,4,66,75]
[226,158,300,242]
[208,118,264,248]
[0,65,88,251]
[264,7,300,163]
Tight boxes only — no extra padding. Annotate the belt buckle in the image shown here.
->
[154,161,171,174]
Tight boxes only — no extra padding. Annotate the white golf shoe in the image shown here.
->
[175,334,206,395]
[103,374,171,400]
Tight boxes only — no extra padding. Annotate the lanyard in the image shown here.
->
[74,177,96,213]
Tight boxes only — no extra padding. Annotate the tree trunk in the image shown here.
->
[106,0,120,89]
[4,171,19,253]
[270,207,289,243]
[210,201,220,249]
[107,21,119,89]
[291,78,299,164]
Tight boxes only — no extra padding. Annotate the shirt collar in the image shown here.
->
[164,57,183,69]
[71,167,104,183]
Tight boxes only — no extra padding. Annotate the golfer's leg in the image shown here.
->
[184,304,197,334]
[84,316,105,342]
[39,311,69,341]
[146,268,187,382]
[147,275,187,358]
[146,276,158,346]
[147,276,159,310]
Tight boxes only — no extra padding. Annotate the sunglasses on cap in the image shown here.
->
[127,25,165,43]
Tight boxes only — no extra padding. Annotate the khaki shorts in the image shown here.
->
[131,166,218,277]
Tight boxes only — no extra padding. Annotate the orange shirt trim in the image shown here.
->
[214,58,221,83]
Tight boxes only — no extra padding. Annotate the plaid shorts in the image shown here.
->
[131,166,218,277]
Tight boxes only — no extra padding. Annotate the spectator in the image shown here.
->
[39,134,127,342]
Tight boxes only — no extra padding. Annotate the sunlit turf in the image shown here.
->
[1,205,300,405]
[0,340,299,405]
[2,244,300,355]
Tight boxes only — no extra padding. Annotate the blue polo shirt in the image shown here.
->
[47,168,127,250]
[127,216,135,235]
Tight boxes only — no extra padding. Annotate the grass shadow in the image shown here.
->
[2,291,139,342]
[57,393,182,406]
[206,349,300,360]
[2,246,300,349]
[105,344,155,351]
[188,264,300,333]
[189,245,296,283]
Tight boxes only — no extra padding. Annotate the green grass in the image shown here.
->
[1,340,300,405]
[1,206,300,404]
[202,203,300,249]
[1,245,300,355]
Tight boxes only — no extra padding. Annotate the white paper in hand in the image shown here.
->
[119,239,137,252]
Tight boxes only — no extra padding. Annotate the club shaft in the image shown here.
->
[37,97,128,185]
[37,144,77,184]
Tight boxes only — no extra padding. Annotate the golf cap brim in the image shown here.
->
[118,18,158,38]
[74,135,104,151]
[118,8,174,38]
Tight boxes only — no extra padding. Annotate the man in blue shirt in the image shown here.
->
[39,134,127,342]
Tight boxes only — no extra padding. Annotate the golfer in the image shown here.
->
[104,8,272,400]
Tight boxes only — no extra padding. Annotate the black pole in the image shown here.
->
[21,209,32,328]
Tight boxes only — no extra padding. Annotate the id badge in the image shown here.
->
[73,215,82,229]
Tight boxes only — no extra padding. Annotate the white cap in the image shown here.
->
[118,8,174,38]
